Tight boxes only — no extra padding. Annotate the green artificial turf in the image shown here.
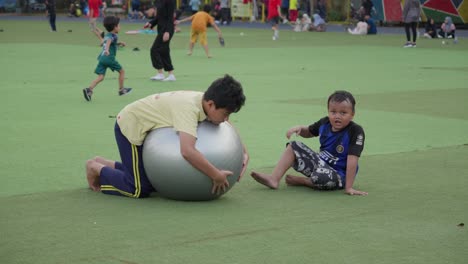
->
[0,19,467,264]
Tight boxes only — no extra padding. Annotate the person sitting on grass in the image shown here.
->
[309,13,326,32]
[347,19,368,35]
[423,17,437,39]
[365,14,377,35]
[437,16,456,39]
[293,13,311,32]
[82,16,132,102]
[250,90,368,196]
[175,4,223,58]
[85,75,248,198]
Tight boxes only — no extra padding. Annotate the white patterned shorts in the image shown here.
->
[289,141,343,190]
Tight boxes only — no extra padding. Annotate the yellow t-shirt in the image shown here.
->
[289,0,297,10]
[117,91,207,145]
[191,11,214,32]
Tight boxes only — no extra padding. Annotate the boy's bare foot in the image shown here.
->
[250,171,279,189]
[93,156,116,168]
[86,173,101,192]
[86,160,101,192]
[285,175,314,188]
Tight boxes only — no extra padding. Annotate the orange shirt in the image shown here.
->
[191,11,214,32]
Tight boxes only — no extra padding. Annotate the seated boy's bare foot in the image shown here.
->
[285,175,313,188]
[250,171,279,189]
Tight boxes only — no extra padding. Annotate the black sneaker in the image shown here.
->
[83,88,92,101]
[118,87,132,96]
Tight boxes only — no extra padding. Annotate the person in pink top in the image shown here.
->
[267,0,284,40]
[88,0,104,43]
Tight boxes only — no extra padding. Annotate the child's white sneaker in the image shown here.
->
[150,73,165,81]
[163,74,176,82]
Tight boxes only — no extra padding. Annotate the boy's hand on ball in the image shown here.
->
[238,153,249,182]
[212,170,232,194]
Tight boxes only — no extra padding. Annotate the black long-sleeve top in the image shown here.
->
[149,0,175,35]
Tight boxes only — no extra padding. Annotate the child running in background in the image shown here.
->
[88,0,104,43]
[83,16,132,101]
[268,0,284,40]
[251,90,367,196]
[176,5,223,58]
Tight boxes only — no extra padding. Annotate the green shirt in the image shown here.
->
[99,32,118,59]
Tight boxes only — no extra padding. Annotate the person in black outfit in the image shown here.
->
[45,0,56,32]
[423,17,437,39]
[359,0,373,18]
[144,0,176,82]
[315,0,327,21]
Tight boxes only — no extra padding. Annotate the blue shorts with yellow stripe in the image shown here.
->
[100,122,156,198]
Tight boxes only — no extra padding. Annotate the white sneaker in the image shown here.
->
[403,42,412,48]
[163,74,176,81]
[272,35,277,40]
[150,73,165,81]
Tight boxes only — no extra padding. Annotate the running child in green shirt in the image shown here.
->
[83,16,132,101]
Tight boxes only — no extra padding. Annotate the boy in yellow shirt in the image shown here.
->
[85,75,248,198]
[175,5,223,58]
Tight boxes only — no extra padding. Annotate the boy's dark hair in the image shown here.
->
[103,16,120,32]
[204,74,246,113]
[328,90,356,112]
[203,4,211,13]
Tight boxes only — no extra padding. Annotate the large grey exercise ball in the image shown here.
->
[142,121,244,201]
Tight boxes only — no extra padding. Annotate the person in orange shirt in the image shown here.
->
[175,5,223,58]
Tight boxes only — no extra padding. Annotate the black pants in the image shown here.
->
[438,30,456,38]
[49,13,57,31]
[220,8,231,24]
[150,33,174,72]
[405,22,417,42]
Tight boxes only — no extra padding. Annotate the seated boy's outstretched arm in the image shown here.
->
[286,125,313,139]
[344,155,368,196]
[179,131,232,194]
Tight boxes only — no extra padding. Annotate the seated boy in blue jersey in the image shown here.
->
[251,91,367,196]
[85,75,248,198]
[365,15,377,35]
